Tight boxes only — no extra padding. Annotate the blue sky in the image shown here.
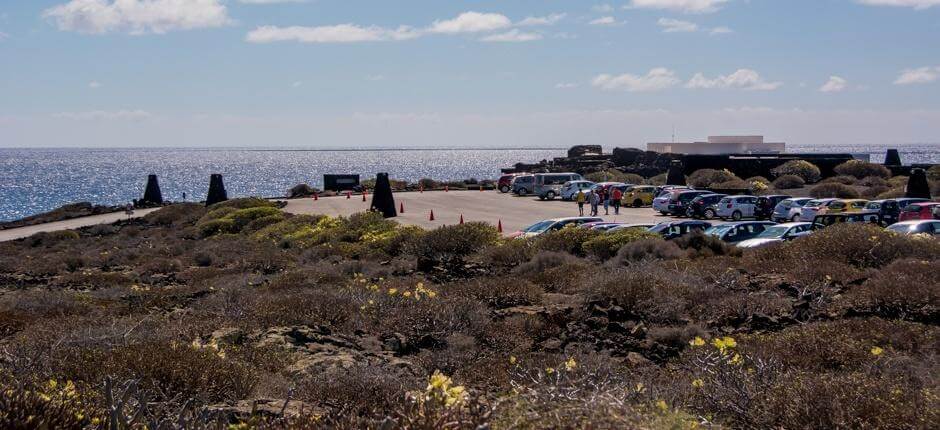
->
[1,0,939,148]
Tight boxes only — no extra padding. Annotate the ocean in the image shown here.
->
[1,144,937,222]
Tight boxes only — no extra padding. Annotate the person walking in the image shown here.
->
[576,189,586,216]
[601,187,610,215]
[611,187,623,215]
[590,189,600,217]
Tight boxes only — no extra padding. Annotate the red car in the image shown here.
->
[498,174,520,193]
[898,202,940,221]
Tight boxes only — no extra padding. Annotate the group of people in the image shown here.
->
[575,186,623,217]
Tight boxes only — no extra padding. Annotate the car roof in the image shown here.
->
[840,199,869,203]
[909,202,940,207]
[548,217,603,222]
[777,222,812,227]
[892,220,938,226]
[719,221,777,226]
[725,195,757,199]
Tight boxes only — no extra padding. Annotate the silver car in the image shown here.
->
[886,220,940,236]
[737,222,813,248]
[511,175,535,195]
[534,173,583,200]
[772,198,813,223]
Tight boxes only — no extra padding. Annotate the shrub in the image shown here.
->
[770,160,822,183]
[26,230,80,247]
[227,206,283,230]
[612,238,683,265]
[836,259,939,322]
[834,160,891,179]
[688,169,740,188]
[888,175,908,188]
[0,385,92,429]
[532,227,599,257]
[771,175,805,189]
[673,232,741,258]
[289,183,317,198]
[647,173,667,186]
[585,170,645,185]
[820,175,857,185]
[144,203,206,227]
[858,176,887,188]
[928,165,940,181]
[209,197,279,211]
[876,188,906,199]
[483,239,534,268]
[775,223,940,269]
[810,183,860,199]
[412,222,499,263]
[198,218,237,237]
[582,228,661,260]
[746,176,771,186]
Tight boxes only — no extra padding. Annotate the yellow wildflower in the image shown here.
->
[635,383,646,393]
[712,336,737,354]
[388,288,398,296]
[545,367,555,375]
[729,353,743,365]
[656,400,668,412]
[509,355,517,365]
[871,346,884,356]
[692,379,704,388]
[564,357,577,371]
[427,371,451,391]
[689,336,706,347]
[403,291,412,298]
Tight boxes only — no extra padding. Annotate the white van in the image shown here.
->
[534,173,583,200]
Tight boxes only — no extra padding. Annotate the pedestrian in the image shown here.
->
[576,189,586,216]
[601,188,610,215]
[611,187,623,215]
[590,190,600,216]
[182,192,187,201]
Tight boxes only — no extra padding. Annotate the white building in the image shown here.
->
[647,136,785,155]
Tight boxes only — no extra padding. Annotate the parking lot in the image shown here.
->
[282,190,702,234]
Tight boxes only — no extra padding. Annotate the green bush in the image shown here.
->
[834,160,891,179]
[583,228,661,260]
[198,218,238,237]
[770,160,821,183]
[27,230,80,247]
[928,165,940,181]
[772,175,805,189]
[209,197,279,211]
[228,206,282,229]
[647,173,667,185]
[144,203,206,227]
[412,222,499,263]
[810,183,860,199]
[532,226,600,257]
[821,175,858,185]
[688,169,741,188]
[585,170,645,185]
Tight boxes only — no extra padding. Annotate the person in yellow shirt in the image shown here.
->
[576,189,586,216]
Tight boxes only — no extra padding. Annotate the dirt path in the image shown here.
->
[0,208,161,242]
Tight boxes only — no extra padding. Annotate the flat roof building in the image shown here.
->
[648,135,785,155]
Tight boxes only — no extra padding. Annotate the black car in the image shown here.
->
[649,220,713,240]
[754,195,792,220]
[686,193,728,219]
[864,198,929,225]
[668,191,712,216]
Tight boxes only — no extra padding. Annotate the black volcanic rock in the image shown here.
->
[568,145,602,158]
[206,174,228,206]
[141,174,163,206]
[884,149,902,166]
[906,168,931,199]
[370,173,397,218]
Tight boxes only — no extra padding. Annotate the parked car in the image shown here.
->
[668,190,713,216]
[606,223,656,233]
[798,198,838,222]
[736,222,814,248]
[560,180,596,201]
[715,195,759,221]
[898,202,940,222]
[686,193,728,219]
[886,220,940,236]
[497,174,520,193]
[705,221,777,244]
[512,217,603,238]
[580,221,624,231]
[648,220,712,240]
[754,195,792,220]
[772,197,813,223]
[511,175,535,196]
[623,185,658,207]
[535,173,583,200]
[652,187,692,214]
[810,212,882,231]
[862,198,929,225]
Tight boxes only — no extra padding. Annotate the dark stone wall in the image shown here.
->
[681,153,856,179]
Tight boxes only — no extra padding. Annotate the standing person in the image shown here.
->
[601,187,610,215]
[576,189,586,216]
[611,187,623,215]
[590,189,600,216]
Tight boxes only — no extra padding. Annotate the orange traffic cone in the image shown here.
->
[419,184,424,193]
[313,193,318,201]
[480,185,484,192]
[346,192,351,199]
[399,202,405,214]
[445,185,449,193]
[429,210,435,221]
[459,214,464,225]
[362,192,367,202]
[497,219,503,233]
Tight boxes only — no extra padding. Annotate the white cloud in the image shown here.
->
[592,4,615,12]
[658,18,698,32]
[239,0,307,3]
[627,0,731,14]
[592,68,681,92]
[428,12,512,34]
[686,69,783,90]
[43,0,232,35]
[709,26,733,34]
[555,82,580,89]
[856,0,940,9]
[517,13,566,26]
[819,76,848,93]
[246,24,420,43]
[894,66,940,85]
[480,29,543,42]
[88,81,102,89]
[53,110,153,120]
[589,16,621,26]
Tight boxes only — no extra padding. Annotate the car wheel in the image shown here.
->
[499,185,510,193]
[659,211,669,216]
[518,188,528,196]
[790,214,799,222]
[704,209,715,219]
[634,199,643,208]
[686,208,695,218]
[546,191,556,200]
[732,211,743,221]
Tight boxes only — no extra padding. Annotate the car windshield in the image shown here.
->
[804,200,823,207]
[756,226,791,238]
[524,220,555,233]
[705,225,733,237]
[901,205,922,212]
[886,223,913,233]
[649,223,672,233]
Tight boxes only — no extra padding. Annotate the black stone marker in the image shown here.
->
[906,168,931,199]
[370,173,397,218]
[141,174,163,205]
[884,149,902,166]
[206,174,228,206]
[666,160,686,186]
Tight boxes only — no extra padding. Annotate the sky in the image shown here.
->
[1,0,939,149]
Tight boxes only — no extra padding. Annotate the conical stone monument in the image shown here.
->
[884,149,902,166]
[141,174,163,206]
[370,173,398,218]
[206,174,228,206]
[906,168,930,199]
[666,160,686,186]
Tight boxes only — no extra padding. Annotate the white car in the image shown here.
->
[560,180,596,201]
[736,222,813,248]
[886,220,940,236]
[772,198,813,223]
[798,198,838,222]
[511,217,604,239]
[715,195,759,221]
